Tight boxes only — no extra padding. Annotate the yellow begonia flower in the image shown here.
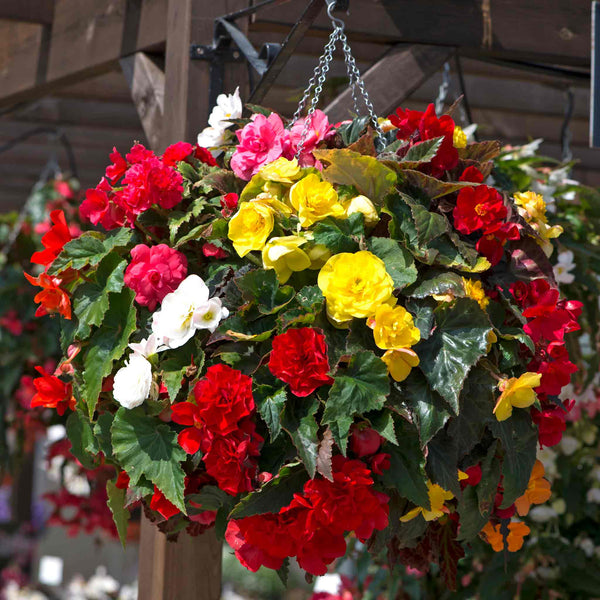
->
[343,195,379,227]
[482,520,530,552]
[493,372,542,422]
[514,460,552,517]
[259,157,301,184]
[514,191,548,224]
[306,244,331,270]
[317,251,394,326]
[400,481,454,522]
[462,278,489,310]
[382,348,419,382]
[514,191,562,256]
[228,201,274,257]
[453,126,467,148]
[368,303,421,350]
[262,236,312,284]
[486,329,497,353]
[290,173,345,227]
[253,192,293,217]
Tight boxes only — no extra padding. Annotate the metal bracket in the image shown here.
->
[190,0,326,110]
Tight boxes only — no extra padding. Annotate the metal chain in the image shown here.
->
[338,29,384,144]
[291,26,340,125]
[293,1,385,157]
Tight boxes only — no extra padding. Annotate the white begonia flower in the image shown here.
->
[577,537,596,557]
[84,567,120,599]
[587,487,600,504]
[529,505,558,523]
[113,354,153,409]
[151,275,228,348]
[193,297,229,333]
[537,447,558,479]
[552,498,566,514]
[590,465,600,483]
[553,250,576,284]
[197,126,226,149]
[129,333,163,358]
[208,87,242,130]
[559,434,580,456]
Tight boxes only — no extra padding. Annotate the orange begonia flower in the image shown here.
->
[481,520,531,552]
[514,459,552,516]
[24,272,71,319]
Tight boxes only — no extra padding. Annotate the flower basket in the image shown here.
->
[24,94,581,588]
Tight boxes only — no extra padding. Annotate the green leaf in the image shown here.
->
[313,149,397,203]
[177,160,201,183]
[405,269,465,299]
[400,371,450,447]
[281,397,320,477]
[382,419,429,508]
[400,136,443,166]
[229,464,309,519]
[411,204,448,246]
[49,229,134,275]
[426,429,460,496]
[277,285,324,331]
[236,269,295,315]
[457,485,489,541]
[402,169,474,199]
[368,237,417,290]
[187,485,231,511]
[417,298,492,413]
[160,338,204,402]
[476,440,501,517]
[255,386,287,442]
[111,407,187,513]
[66,410,98,469]
[366,410,398,445]
[323,351,390,453]
[405,297,436,340]
[93,412,114,458]
[313,213,364,254]
[82,288,137,418]
[447,368,495,457]
[490,411,537,507]
[73,253,127,339]
[337,116,370,146]
[106,480,130,547]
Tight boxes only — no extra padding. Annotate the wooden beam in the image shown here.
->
[0,0,55,24]
[120,53,165,150]
[138,3,251,597]
[160,0,250,148]
[324,44,453,122]
[253,0,592,67]
[137,517,222,600]
[0,0,168,110]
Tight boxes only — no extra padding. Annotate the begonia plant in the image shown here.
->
[25,94,582,588]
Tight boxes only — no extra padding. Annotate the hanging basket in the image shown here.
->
[23,6,581,590]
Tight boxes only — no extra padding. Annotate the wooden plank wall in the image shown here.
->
[0,0,598,209]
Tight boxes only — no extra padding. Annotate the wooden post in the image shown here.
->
[138,2,249,599]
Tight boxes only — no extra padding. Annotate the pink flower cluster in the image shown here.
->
[231,110,333,180]
[124,244,188,310]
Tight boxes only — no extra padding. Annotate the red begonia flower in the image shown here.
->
[453,185,507,235]
[268,327,333,397]
[24,272,71,319]
[32,366,75,416]
[31,210,73,269]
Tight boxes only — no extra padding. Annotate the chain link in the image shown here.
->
[292,2,385,157]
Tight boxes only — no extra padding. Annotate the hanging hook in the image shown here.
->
[325,0,346,30]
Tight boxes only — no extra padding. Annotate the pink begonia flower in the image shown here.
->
[124,244,188,311]
[230,113,292,181]
[289,109,334,167]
